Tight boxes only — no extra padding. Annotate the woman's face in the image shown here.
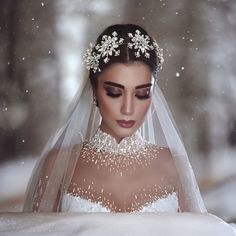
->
[94,62,153,143]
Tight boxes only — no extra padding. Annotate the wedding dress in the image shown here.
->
[60,128,180,213]
[23,81,206,213]
[61,192,179,213]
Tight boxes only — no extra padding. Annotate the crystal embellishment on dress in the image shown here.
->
[80,128,165,175]
[62,130,178,213]
[88,128,146,155]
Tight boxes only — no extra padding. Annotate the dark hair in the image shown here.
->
[89,24,159,88]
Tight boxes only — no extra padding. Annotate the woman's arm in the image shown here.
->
[31,149,61,212]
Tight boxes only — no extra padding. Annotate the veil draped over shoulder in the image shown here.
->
[23,75,207,213]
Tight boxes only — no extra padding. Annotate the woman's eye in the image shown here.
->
[135,89,151,100]
[136,94,150,100]
[106,92,122,98]
[105,87,122,98]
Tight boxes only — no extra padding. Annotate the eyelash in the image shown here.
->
[105,92,151,100]
[106,92,121,98]
[136,94,150,100]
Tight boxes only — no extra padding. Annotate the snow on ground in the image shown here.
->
[0,157,36,212]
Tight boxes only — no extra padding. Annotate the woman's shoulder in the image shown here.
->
[146,143,172,158]
[147,143,176,171]
[147,144,180,187]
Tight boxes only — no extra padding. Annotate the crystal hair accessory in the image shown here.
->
[83,30,164,74]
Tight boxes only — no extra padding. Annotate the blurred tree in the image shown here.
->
[0,0,60,162]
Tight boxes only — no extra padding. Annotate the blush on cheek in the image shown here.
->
[142,101,151,114]
[137,102,151,125]
[98,96,118,122]
[101,100,115,114]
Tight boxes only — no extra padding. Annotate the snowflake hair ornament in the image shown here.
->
[128,30,152,58]
[95,31,124,64]
[83,31,124,73]
[83,43,100,73]
[83,30,164,73]
[128,30,164,70]
[153,39,164,70]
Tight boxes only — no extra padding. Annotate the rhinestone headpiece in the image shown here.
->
[83,30,164,74]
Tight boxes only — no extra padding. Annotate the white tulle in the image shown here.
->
[23,77,207,213]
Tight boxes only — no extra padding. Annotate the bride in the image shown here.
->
[23,24,207,213]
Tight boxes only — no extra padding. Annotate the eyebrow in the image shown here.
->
[104,81,152,89]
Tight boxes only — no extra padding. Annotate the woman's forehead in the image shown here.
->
[98,62,153,87]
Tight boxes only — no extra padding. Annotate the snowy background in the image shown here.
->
[0,0,236,223]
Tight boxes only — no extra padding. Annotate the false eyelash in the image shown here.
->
[106,92,122,98]
[135,94,151,100]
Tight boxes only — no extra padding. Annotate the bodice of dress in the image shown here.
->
[61,128,180,213]
[61,192,179,213]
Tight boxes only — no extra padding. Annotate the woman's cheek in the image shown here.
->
[99,97,118,115]
[139,101,151,120]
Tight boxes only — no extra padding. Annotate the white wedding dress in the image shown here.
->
[60,128,180,213]
[2,131,235,235]
[61,191,179,213]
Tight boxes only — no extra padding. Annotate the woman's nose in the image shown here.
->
[121,94,134,115]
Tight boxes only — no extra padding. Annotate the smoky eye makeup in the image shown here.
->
[135,88,151,99]
[104,86,122,98]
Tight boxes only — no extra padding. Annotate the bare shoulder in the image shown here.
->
[148,143,172,160]
[148,144,178,177]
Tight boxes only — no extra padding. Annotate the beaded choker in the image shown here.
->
[81,128,161,175]
[87,128,147,155]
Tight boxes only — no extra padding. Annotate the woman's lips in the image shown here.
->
[116,120,136,128]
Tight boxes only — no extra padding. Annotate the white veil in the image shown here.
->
[23,73,207,213]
